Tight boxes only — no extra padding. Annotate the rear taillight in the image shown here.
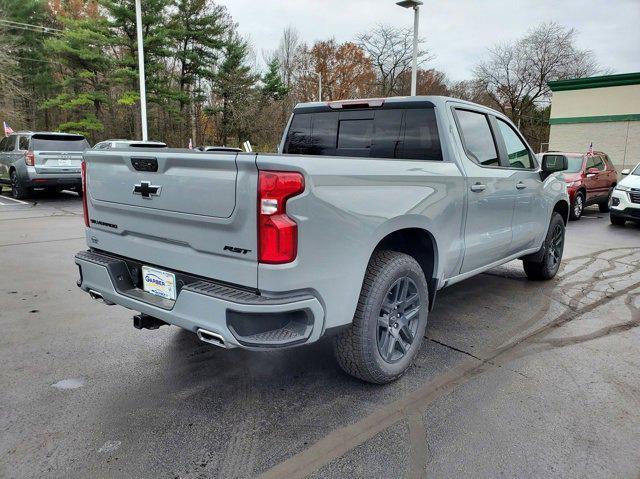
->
[258,171,304,264]
[24,150,35,166]
[81,161,89,227]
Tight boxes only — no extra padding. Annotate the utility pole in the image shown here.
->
[135,0,148,141]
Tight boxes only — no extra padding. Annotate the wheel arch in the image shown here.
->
[553,199,569,225]
[371,227,439,311]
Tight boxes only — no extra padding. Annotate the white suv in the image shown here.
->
[610,163,640,225]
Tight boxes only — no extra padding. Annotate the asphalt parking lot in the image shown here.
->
[1,190,639,479]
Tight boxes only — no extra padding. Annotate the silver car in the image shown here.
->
[0,132,89,199]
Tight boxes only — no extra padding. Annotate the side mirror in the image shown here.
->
[541,155,567,174]
[621,169,630,176]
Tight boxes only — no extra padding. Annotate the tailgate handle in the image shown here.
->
[131,157,158,172]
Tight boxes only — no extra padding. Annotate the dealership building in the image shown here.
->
[548,72,640,172]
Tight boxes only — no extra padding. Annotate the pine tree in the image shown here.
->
[2,0,57,130]
[42,17,112,138]
[211,33,258,145]
[262,58,288,101]
[166,0,229,143]
[101,0,171,139]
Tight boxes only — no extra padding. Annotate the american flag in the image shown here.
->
[586,142,594,157]
[3,121,13,137]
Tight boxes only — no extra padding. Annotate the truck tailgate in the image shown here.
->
[83,150,258,288]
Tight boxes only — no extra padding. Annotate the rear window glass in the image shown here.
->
[284,107,442,161]
[32,135,89,151]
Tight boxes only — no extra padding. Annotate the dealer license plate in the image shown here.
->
[142,266,176,300]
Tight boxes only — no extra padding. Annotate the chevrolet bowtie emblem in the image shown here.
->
[133,181,161,198]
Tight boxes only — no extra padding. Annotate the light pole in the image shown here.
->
[396,0,422,96]
[135,0,148,141]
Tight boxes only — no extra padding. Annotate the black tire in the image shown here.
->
[610,215,626,226]
[334,250,429,384]
[523,212,565,281]
[76,187,83,197]
[10,170,30,200]
[599,188,613,213]
[569,192,584,220]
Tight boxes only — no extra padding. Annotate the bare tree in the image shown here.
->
[448,79,496,107]
[473,22,601,125]
[275,26,302,89]
[357,24,432,96]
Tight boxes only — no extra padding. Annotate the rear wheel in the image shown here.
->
[610,215,626,226]
[334,250,428,384]
[10,170,30,200]
[569,192,584,220]
[523,212,565,281]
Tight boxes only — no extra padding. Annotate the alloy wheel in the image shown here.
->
[377,276,421,363]
[573,195,583,217]
[548,223,564,269]
[10,171,20,198]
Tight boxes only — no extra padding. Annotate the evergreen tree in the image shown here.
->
[2,0,56,130]
[167,0,229,142]
[211,33,258,145]
[262,58,288,101]
[101,0,171,139]
[42,17,112,138]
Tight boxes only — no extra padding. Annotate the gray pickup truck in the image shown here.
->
[75,96,569,383]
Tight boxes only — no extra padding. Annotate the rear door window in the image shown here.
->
[453,109,499,166]
[284,107,441,161]
[31,135,89,152]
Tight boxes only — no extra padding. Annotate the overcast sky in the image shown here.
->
[218,0,640,81]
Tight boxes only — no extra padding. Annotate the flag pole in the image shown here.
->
[135,0,148,141]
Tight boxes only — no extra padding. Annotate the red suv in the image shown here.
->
[540,152,618,220]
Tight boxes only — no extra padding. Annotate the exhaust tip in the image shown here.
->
[88,289,115,305]
[196,329,227,348]
[89,290,102,301]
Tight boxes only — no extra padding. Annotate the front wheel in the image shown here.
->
[569,192,584,220]
[610,215,626,226]
[334,250,429,384]
[523,212,565,281]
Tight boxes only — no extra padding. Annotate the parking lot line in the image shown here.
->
[0,195,30,206]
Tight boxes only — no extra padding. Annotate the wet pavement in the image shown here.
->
[1,189,639,478]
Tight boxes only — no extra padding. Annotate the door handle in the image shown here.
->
[470,183,486,192]
[516,182,526,190]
